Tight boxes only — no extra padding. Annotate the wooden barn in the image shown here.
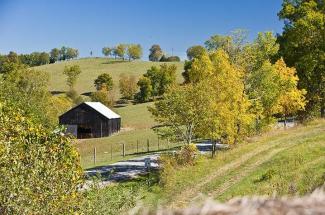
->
[59,102,121,139]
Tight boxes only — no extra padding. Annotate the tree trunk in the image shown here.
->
[321,105,325,118]
[284,115,287,129]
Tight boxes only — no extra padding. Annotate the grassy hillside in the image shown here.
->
[35,58,184,96]
[84,120,325,213]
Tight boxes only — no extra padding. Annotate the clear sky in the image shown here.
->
[0,0,284,60]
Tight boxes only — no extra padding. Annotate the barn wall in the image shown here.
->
[59,103,121,139]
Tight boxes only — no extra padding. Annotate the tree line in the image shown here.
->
[102,44,143,61]
[0,46,79,72]
[149,28,311,145]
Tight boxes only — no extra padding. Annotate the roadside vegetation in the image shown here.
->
[82,119,325,213]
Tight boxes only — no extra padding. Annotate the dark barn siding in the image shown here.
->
[59,103,121,139]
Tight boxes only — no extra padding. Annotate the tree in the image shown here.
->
[182,60,192,84]
[160,55,181,62]
[126,44,143,61]
[0,66,56,127]
[204,29,249,64]
[278,0,325,118]
[115,44,127,60]
[144,64,177,97]
[50,48,60,63]
[90,89,113,107]
[38,52,50,65]
[0,100,83,214]
[194,50,253,144]
[119,73,137,99]
[63,65,82,89]
[273,58,306,126]
[66,48,79,60]
[136,77,152,102]
[148,84,206,144]
[94,73,113,91]
[149,44,163,62]
[150,50,253,145]
[102,47,112,57]
[186,45,207,60]
[60,46,67,61]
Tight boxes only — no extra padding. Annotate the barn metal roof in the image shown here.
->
[84,102,121,119]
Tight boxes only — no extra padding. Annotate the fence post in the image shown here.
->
[110,144,113,160]
[147,139,150,152]
[93,147,96,165]
[122,143,125,157]
[137,140,139,154]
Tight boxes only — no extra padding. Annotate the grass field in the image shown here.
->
[35,58,184,96]
[34,58,185,168]
[84,119,325,213]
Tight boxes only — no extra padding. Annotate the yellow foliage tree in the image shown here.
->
[274,59,306,127]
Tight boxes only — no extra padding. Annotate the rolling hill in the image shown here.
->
[35,58,184,97]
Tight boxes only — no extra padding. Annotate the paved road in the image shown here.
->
[82,154,159,189]
[82,142,229,190]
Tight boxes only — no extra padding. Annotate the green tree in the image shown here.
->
[119,73,137,99]
[278,0,325,117]
[102,47,112,57]
[94,73,113,91]
[115,44,127,60]
[50,48,60,63]
[39,52,50,65]
[63,65,82,89]
[149,84,206,144]
[66,48,79,60]
[136,77,152,102]
[204,29,248,64]
[144,64,177,97]
[0,66,56,127]
[0,100,83,214]
[59,46,67,60]
[126,44,143,61]
[186,45,207,60]
[149,44,163,61]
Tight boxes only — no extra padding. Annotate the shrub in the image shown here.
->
[175,144,199,166]
[0,101,84,214]
[158,144,199,188]
[119,73,137,99]
[94,73,113,91]
[66,89,84,105]
[90,90,113,107]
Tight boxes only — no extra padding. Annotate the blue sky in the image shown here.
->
[0,0,284,60]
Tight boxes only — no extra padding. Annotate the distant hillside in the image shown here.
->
[35,58,184,97]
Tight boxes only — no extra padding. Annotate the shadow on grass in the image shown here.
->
[50,90,65,95]
[81,92,92,96]
[101,60,128,65]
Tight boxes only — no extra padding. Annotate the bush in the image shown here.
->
[158,144,199,188]
[66,89,84,105]
[119,74,137,99]
[175,144,199,166]
[0,101,84,214]
[160,55,180,62]
[90,90,114,107]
